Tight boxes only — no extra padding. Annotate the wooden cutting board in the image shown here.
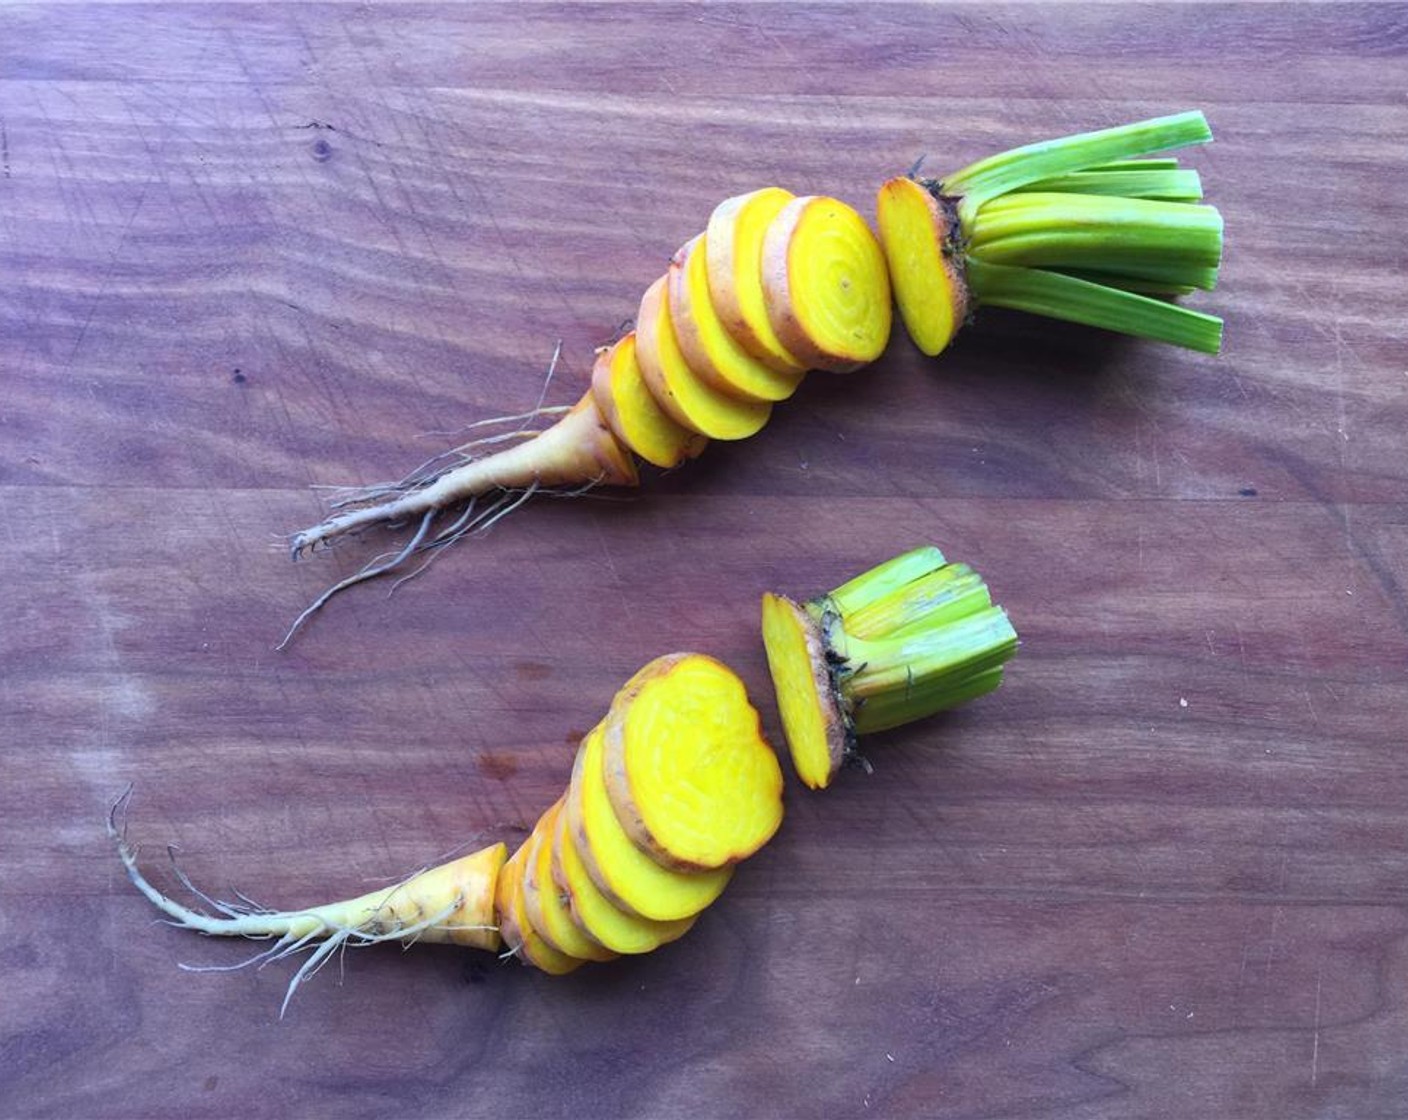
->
[3,4,1405,1117]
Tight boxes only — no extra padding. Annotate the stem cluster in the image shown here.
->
[940,111,1225,353]
[812,546,1019,739]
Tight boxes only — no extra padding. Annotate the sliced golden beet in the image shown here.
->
[760,195,892,373]
[875,177,970,357]
[590,333,708,470]
[568,721,733,921]
[522,800,618,963]
[635,276,772,441]
[705,187,808,374]
[668,234,804,404]
[761,592,849,790]
[602,653,783,870]
[550,800,696,955]
[496,837,585,975]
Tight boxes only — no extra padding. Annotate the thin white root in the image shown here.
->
[419,404,571,441]
[278,477,550,648]
[292,342,570,549]
[108,789,495,1018]
[277,508,438,650]
[277,344,642,648]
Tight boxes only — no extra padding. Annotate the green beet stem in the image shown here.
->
[851,666,1008,736]
[840,607,1019,726]
[840,563,993,643]
[1013,167,1203,202]
[821,545,948,620]
[944,110,1213,223]
[965,258,1224,354]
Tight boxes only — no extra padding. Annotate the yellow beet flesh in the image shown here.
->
[550,799,696,955]
[668,234,804,404]
[705,187,808,374]
[522,800,618,963]
[569,721,733,921]
[590,333,708,469]
[635,276,772,441]
[760,195,892,373]
[875,177,969,357]
[496,837,585,975]
[603,653,783,870]
[760,593,849,790]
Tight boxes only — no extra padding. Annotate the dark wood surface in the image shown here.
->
[4,3,1407,1117]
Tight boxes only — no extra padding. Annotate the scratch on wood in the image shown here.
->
[1311,966,1323,1086]
[1,117,9,178]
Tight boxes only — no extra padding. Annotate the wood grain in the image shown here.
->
[3,4,1407,1118]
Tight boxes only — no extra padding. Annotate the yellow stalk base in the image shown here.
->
[636,276,772,441]
[760,592,848,790]
[705,187,808,374]
[875,177,969,358]
[761,195,892,373]
[569,721,733,921]
[591,333,708,470]
[419,389,639,495]
[497,838,584,975]
[550,800,696,955]
[602,653,784,870]
[669,234,804,404]
[314,841,508,949]
[522,800,618,963]
[112,822,509,1015]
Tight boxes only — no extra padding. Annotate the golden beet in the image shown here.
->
[522,800,618,963]
[875,177,969,357]
[550,799,696,955]
[635,276,772,441]
[668,234,804,404]
[590,332,708,469]
[497,837,585,975]
[760,195,892,373]
[705,187,807,374]
[568,721,733,921]
[602,653,783,870]
[760,592,849,791]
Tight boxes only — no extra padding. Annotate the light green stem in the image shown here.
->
[839,608,1019,731]
[1016,168,1203,202]
[823,545,947,620]
[965,258,1224,354]
[852,667,1007,735]
[944,110,1213,225]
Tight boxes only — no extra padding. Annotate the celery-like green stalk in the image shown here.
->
[823,545,947,620]
[852,667,1007,736]
[1015,168,1203,202]
[839,563,992,642]
[966,258,1224,354]
[944,110,1213,224]
[842,608,1018,732]
[824,550,1018,733]
[928,110,1224,353]
[967,193,1223,289]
